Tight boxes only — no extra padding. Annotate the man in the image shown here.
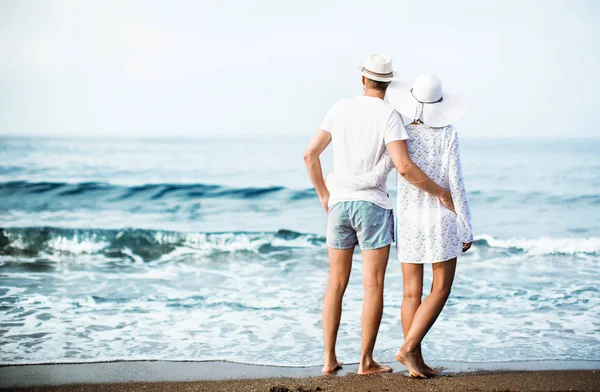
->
[303,54,455,375]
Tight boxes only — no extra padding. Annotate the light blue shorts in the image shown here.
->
[326,201,395,250]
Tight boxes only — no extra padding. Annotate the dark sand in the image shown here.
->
[5,371,600,392]
[2,361,599,392]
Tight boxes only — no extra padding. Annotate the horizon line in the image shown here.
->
[1,133,599,141]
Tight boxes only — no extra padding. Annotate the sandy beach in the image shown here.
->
[2,361,599,392]
[3,371,599,392]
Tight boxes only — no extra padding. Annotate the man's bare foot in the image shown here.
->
[357,360,393,375]
[322,360,343,374]
[395,347,427,379]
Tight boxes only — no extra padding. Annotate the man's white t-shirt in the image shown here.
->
[321,95,409,210]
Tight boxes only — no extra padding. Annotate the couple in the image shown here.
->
[303,54,473,378]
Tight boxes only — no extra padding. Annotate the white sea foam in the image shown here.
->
[182,232,267,253]
[47,235,109,254]
[2,241,599,366]
[477,234,600,255]
[120,248,145,264]
[2,229,599,366]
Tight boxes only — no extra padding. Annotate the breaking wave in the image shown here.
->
[0,227,325,261]
[1,227,598,262]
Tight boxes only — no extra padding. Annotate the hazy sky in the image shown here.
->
[1,0,599,138]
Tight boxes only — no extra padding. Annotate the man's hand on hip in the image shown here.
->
[304,129,332,214]
[320,190,330,213]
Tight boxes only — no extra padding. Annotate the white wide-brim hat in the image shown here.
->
[359,54,396,82]
[386,73,466,127]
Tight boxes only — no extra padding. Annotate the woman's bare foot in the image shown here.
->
[357,359,393,375]
[416,346,440,377]
[322,359,343,374]
[421,363,440,377]
[395,346,427,379]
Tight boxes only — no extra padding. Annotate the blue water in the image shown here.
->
[0,136,599,365]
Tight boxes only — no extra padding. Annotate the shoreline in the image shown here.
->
[1,360,599,390]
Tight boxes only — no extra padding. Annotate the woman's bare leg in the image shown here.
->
[397,263,437,375]
[322,247,354,373]
[400,263,423,340]
[397,258,456,378]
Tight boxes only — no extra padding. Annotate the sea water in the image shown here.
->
[0,136,598,365]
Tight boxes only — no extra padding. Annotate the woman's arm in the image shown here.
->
[326,151,394,191]
[448,128,474,245]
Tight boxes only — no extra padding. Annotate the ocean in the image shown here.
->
[0,136,599,366]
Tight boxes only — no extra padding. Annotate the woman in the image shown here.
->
[327,73,473,378]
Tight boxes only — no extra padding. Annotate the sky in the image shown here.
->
[0,0,599,139]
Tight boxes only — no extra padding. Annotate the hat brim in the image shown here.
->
[386,80,466,127]
[358,65,396,82]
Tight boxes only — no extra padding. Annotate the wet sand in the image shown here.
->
[1,361,599,391]
[4,371,599,392]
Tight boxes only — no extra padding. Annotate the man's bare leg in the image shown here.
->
[397,263,439,377]
[322,247,354,373]
[357,245,393,375]
[397,258,457,378]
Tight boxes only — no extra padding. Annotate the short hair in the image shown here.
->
[364,77,391,92]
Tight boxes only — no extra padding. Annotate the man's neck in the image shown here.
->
[364,88,385,100]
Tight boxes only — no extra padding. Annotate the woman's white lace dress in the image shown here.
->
[327,124,473,263]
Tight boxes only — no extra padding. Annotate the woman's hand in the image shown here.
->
[462,242,472,252]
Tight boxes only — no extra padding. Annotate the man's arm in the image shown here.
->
[386,140,455,212]
[304,129,332,212]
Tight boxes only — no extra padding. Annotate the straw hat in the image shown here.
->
[360,54,395,82]
[386,73,466,127]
